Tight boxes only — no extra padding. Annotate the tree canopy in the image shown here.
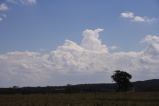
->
[111,70,132,91]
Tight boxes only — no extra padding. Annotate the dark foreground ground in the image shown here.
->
[0,92,159,106]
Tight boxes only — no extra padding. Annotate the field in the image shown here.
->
[0,92,159,106]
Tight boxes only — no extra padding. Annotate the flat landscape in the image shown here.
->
[0,92,159,106]
[0,0,159,106]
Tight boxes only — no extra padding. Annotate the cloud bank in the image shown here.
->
[120,11,156,23]
[0,29,159,87]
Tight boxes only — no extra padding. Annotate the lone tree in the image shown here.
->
[111,70,132,92]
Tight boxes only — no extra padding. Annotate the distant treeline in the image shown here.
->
[0,79,159,94]
[0,84,115,94]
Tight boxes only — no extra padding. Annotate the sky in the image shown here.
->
[0,0,159,87]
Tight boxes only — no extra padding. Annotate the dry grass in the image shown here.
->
[0,92,159,106]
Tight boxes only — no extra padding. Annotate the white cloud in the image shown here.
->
[81,28,108,53]
[120,11,156,23]
[109,46,118,50]
[143,35,159,44]
[0,14,7,22]
[0,3,8,12]
[7,0,36,5]
[120,11,134,18]
[19,0,36,5]
[0,29,159,87]
[142,35,159,56]
[0,0,36,22]
[133,16,145,22]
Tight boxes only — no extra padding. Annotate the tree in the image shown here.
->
[111,70,132,92]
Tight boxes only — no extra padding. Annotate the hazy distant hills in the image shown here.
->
[133,79,159,91]
[0,79,159,94]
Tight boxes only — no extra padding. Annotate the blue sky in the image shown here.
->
[0,0,159,53]
[0,0,159,87]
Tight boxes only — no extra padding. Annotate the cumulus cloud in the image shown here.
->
[0,3,8,12]
[0,29,159,87]
[120,11,156,23]
[142,35,159,56]
[120,12,134,18]
[81,28,108,53]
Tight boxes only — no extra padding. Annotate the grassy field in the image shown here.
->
[0,92,159,106]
